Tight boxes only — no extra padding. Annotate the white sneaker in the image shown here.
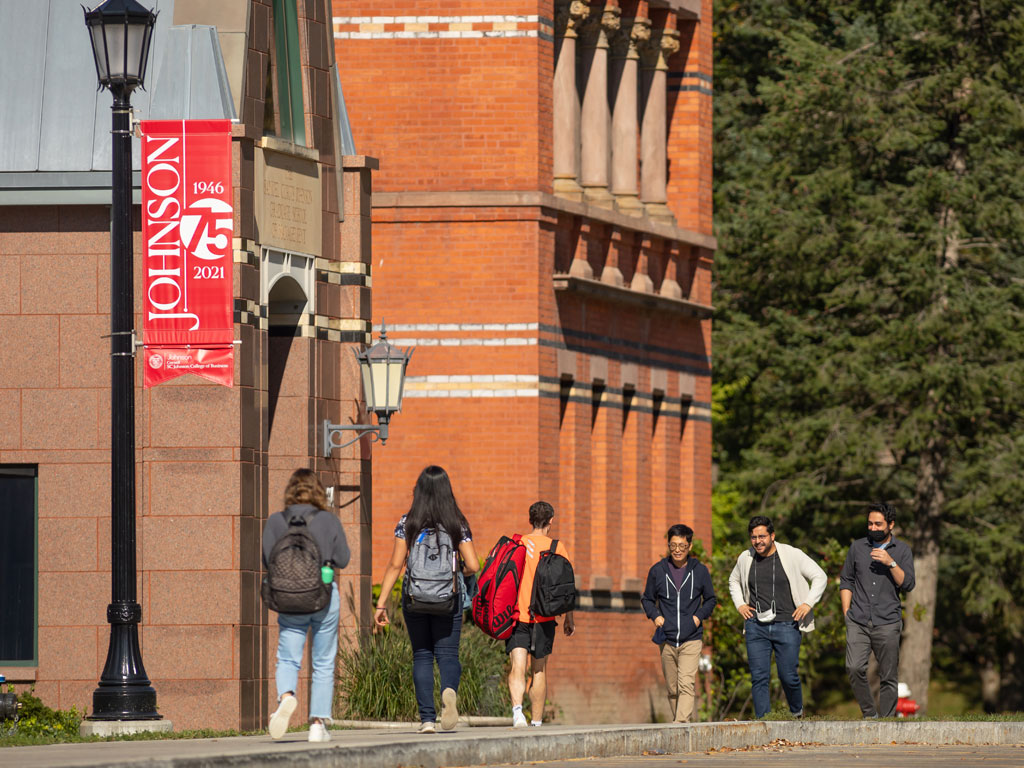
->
[530,721,542,727]
[440,687,459,731]
[308,722,330,743]
[512,710,528,728]
[268,695,297,740]
[419,721,436,734]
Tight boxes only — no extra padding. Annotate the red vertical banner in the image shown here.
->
[141,120,234,388]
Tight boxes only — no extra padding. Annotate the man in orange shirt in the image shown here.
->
[506,501,575,727]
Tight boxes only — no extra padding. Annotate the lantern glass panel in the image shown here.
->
[386,360,404,410]
[370,359,391,412]
[360,360,375,411]
[123,22,148,79]
[89,24,109,81]
[103,23,128,80]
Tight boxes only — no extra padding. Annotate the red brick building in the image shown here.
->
[0,0,374,731]
[334,0,714,722]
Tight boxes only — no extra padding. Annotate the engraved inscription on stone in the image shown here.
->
[255,148,322,256]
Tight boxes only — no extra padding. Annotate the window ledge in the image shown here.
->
[553,273,713,318]
[0,666,37,682]
[258,136,319,162]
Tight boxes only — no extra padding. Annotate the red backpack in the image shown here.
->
[472,534,526,640]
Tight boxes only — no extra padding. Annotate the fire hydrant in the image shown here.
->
[0,675,20,722]
[896,682,919,717]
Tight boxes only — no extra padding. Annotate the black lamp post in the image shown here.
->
[83,0,159,721]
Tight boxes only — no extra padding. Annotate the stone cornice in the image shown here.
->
[553,273,713,318]
[371,190,716,251]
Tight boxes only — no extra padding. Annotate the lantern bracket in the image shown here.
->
[323,419,389,457]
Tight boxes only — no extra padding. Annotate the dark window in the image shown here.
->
[266,0,306,146]
[0,465,38,665]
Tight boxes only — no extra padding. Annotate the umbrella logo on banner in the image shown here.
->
[180,198,232,261]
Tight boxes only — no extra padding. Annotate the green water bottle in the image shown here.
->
[321,563,333,584]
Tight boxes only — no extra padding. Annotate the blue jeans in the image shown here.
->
[745,619,803,718]
[403,608,463,723]
[276,583,339,721]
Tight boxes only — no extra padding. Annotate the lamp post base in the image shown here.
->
[80,719,172,738]
[88,685,161,721]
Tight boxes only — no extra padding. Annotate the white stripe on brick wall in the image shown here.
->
[334,15,546,24]
[334,15,553,40]
[376,322,539,347]
[389,337,538,347]
[374,323,538,332]
[404,374,545,398]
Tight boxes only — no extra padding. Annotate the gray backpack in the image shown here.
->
[403,527,459,615]
[261,510,331,615]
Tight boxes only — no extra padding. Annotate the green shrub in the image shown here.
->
[336,580,510,721]
[0,690,83,744]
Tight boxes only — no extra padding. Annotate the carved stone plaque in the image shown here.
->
[255,147,322,256]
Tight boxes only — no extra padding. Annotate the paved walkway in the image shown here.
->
[488,744,1024,768]
[4,720,1023,768]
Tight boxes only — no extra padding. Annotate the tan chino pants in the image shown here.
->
[659,639,702,722]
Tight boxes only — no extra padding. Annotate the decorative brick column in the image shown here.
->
[609,15,648,216]
[578,3,619,208]
[639,20,679,223]
[553,0,590,201]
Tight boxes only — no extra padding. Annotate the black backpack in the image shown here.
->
[261,509,331,614]
[530,540,577,618]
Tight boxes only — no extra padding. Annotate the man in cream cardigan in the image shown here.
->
[729,516,827,718]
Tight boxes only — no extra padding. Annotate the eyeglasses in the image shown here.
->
[750,535,771,542]
[668,543,690,551]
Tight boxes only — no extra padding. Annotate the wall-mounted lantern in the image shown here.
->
[323,327,414,456]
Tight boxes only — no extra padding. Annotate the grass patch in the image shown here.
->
[0,690,259,747]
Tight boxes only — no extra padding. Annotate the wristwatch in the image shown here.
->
[888,560,897,569]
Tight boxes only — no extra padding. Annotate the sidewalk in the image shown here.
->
[5,719,1023,768]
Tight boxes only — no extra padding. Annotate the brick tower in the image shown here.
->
[333,0,713,723]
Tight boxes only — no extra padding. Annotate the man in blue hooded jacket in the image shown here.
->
[641,524,717,723]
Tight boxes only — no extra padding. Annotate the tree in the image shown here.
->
[712,0,1024,712]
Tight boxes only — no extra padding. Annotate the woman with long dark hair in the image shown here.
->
[374,466,479,733]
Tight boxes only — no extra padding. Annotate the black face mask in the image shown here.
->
[867,528,889,543]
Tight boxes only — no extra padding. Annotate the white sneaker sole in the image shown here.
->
[308,725,331,743]
[269,696,297,739]
[440,688,459,731]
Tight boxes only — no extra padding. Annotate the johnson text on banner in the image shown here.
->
[140,119,234,388]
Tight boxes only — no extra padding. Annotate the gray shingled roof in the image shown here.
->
[0,0,236,203]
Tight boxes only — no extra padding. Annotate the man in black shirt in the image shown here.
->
[839,502,916,718]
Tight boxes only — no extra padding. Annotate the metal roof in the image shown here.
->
[0,0,236,203]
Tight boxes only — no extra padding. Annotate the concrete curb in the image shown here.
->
[766,720,1024,747]
[181,721,1024,768]
[7,720,1024,768]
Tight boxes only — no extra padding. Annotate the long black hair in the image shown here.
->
[404,465,471,546]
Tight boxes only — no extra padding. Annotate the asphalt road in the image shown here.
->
[483,743,1024,768]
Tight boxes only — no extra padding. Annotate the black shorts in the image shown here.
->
[505,620,557,659]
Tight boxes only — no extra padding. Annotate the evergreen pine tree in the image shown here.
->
[713,0,1024,712]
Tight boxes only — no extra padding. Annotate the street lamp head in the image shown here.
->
[83,0,157,93]
[356,326,414,423]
